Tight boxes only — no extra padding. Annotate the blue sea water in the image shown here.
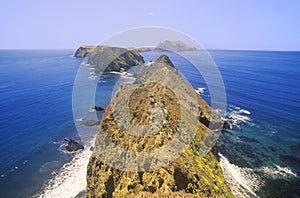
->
[0,49,299,197]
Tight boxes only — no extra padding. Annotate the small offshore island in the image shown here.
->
[76,43,233,197]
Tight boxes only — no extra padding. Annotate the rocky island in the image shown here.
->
[86,53,233,197]
[155,40,197,51]
[87,45,145,72]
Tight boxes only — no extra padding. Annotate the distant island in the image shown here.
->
[74,40,197,58]
[155,40,197,51]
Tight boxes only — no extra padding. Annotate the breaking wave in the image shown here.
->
[35,140,94,198]
[219,153,298,198]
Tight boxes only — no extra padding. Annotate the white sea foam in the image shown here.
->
[220,153,298,198]
[195,87,206,95]
[239,109,251,115]
[88,75,99,80]
[109,71,122,75]
[81,62,91,66]
[219,153,260,198]
[261,164,297,178]
[225,105,253,129]
[36,141,94,198]
[76,117,85,122]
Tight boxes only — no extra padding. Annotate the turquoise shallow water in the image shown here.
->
[0,50,299,197]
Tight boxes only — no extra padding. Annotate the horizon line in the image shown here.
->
[0,48,300,52]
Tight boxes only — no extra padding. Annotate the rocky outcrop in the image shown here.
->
[86,55,233,197]
[87,45,145,72]
[64,139,84,152]
[74,45,95,57]
[155,40,197,51]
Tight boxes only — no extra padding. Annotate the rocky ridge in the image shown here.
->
[86,54,233,197]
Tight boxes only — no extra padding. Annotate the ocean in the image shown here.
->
[0,49,299,197]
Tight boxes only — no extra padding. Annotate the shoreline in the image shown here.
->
[35,139,94,198]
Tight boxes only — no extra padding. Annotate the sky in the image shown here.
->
[1,0,299,50]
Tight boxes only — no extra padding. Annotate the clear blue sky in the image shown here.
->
[1,0,299,50]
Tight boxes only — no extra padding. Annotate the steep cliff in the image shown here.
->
[87,45,145,72]
[86,55,233,197]
[74,45,96,57]
[155,40,197,51]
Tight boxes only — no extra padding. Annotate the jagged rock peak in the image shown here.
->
[156,55,175,68]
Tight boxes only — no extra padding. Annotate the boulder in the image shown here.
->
[64,139,84,152]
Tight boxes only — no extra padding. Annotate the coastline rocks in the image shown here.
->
[64,139,84,152]
[155,40,197,51]
[87,45,145,72]
[90,106,105,112]
[74,45,95,57]
[94,106,104,111]
[223,121,231,130]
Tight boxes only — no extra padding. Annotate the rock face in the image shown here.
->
[87,45,145,72]
[155,40,197,51]
[74,45,96,57]
[86,55,233,197]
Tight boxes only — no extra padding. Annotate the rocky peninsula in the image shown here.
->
[86,53,233,197]
[87,45,144,72]
[74,45,96,57]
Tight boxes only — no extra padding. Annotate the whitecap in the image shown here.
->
[89,108,96,113]
[76,117,85,122]
[239,109,251,115]
[88,76,99,80]
[109,71,122,75]
[261,164,297,178]
[81,62,91,66]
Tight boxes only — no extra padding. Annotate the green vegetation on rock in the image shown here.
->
[86,54,233,197]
